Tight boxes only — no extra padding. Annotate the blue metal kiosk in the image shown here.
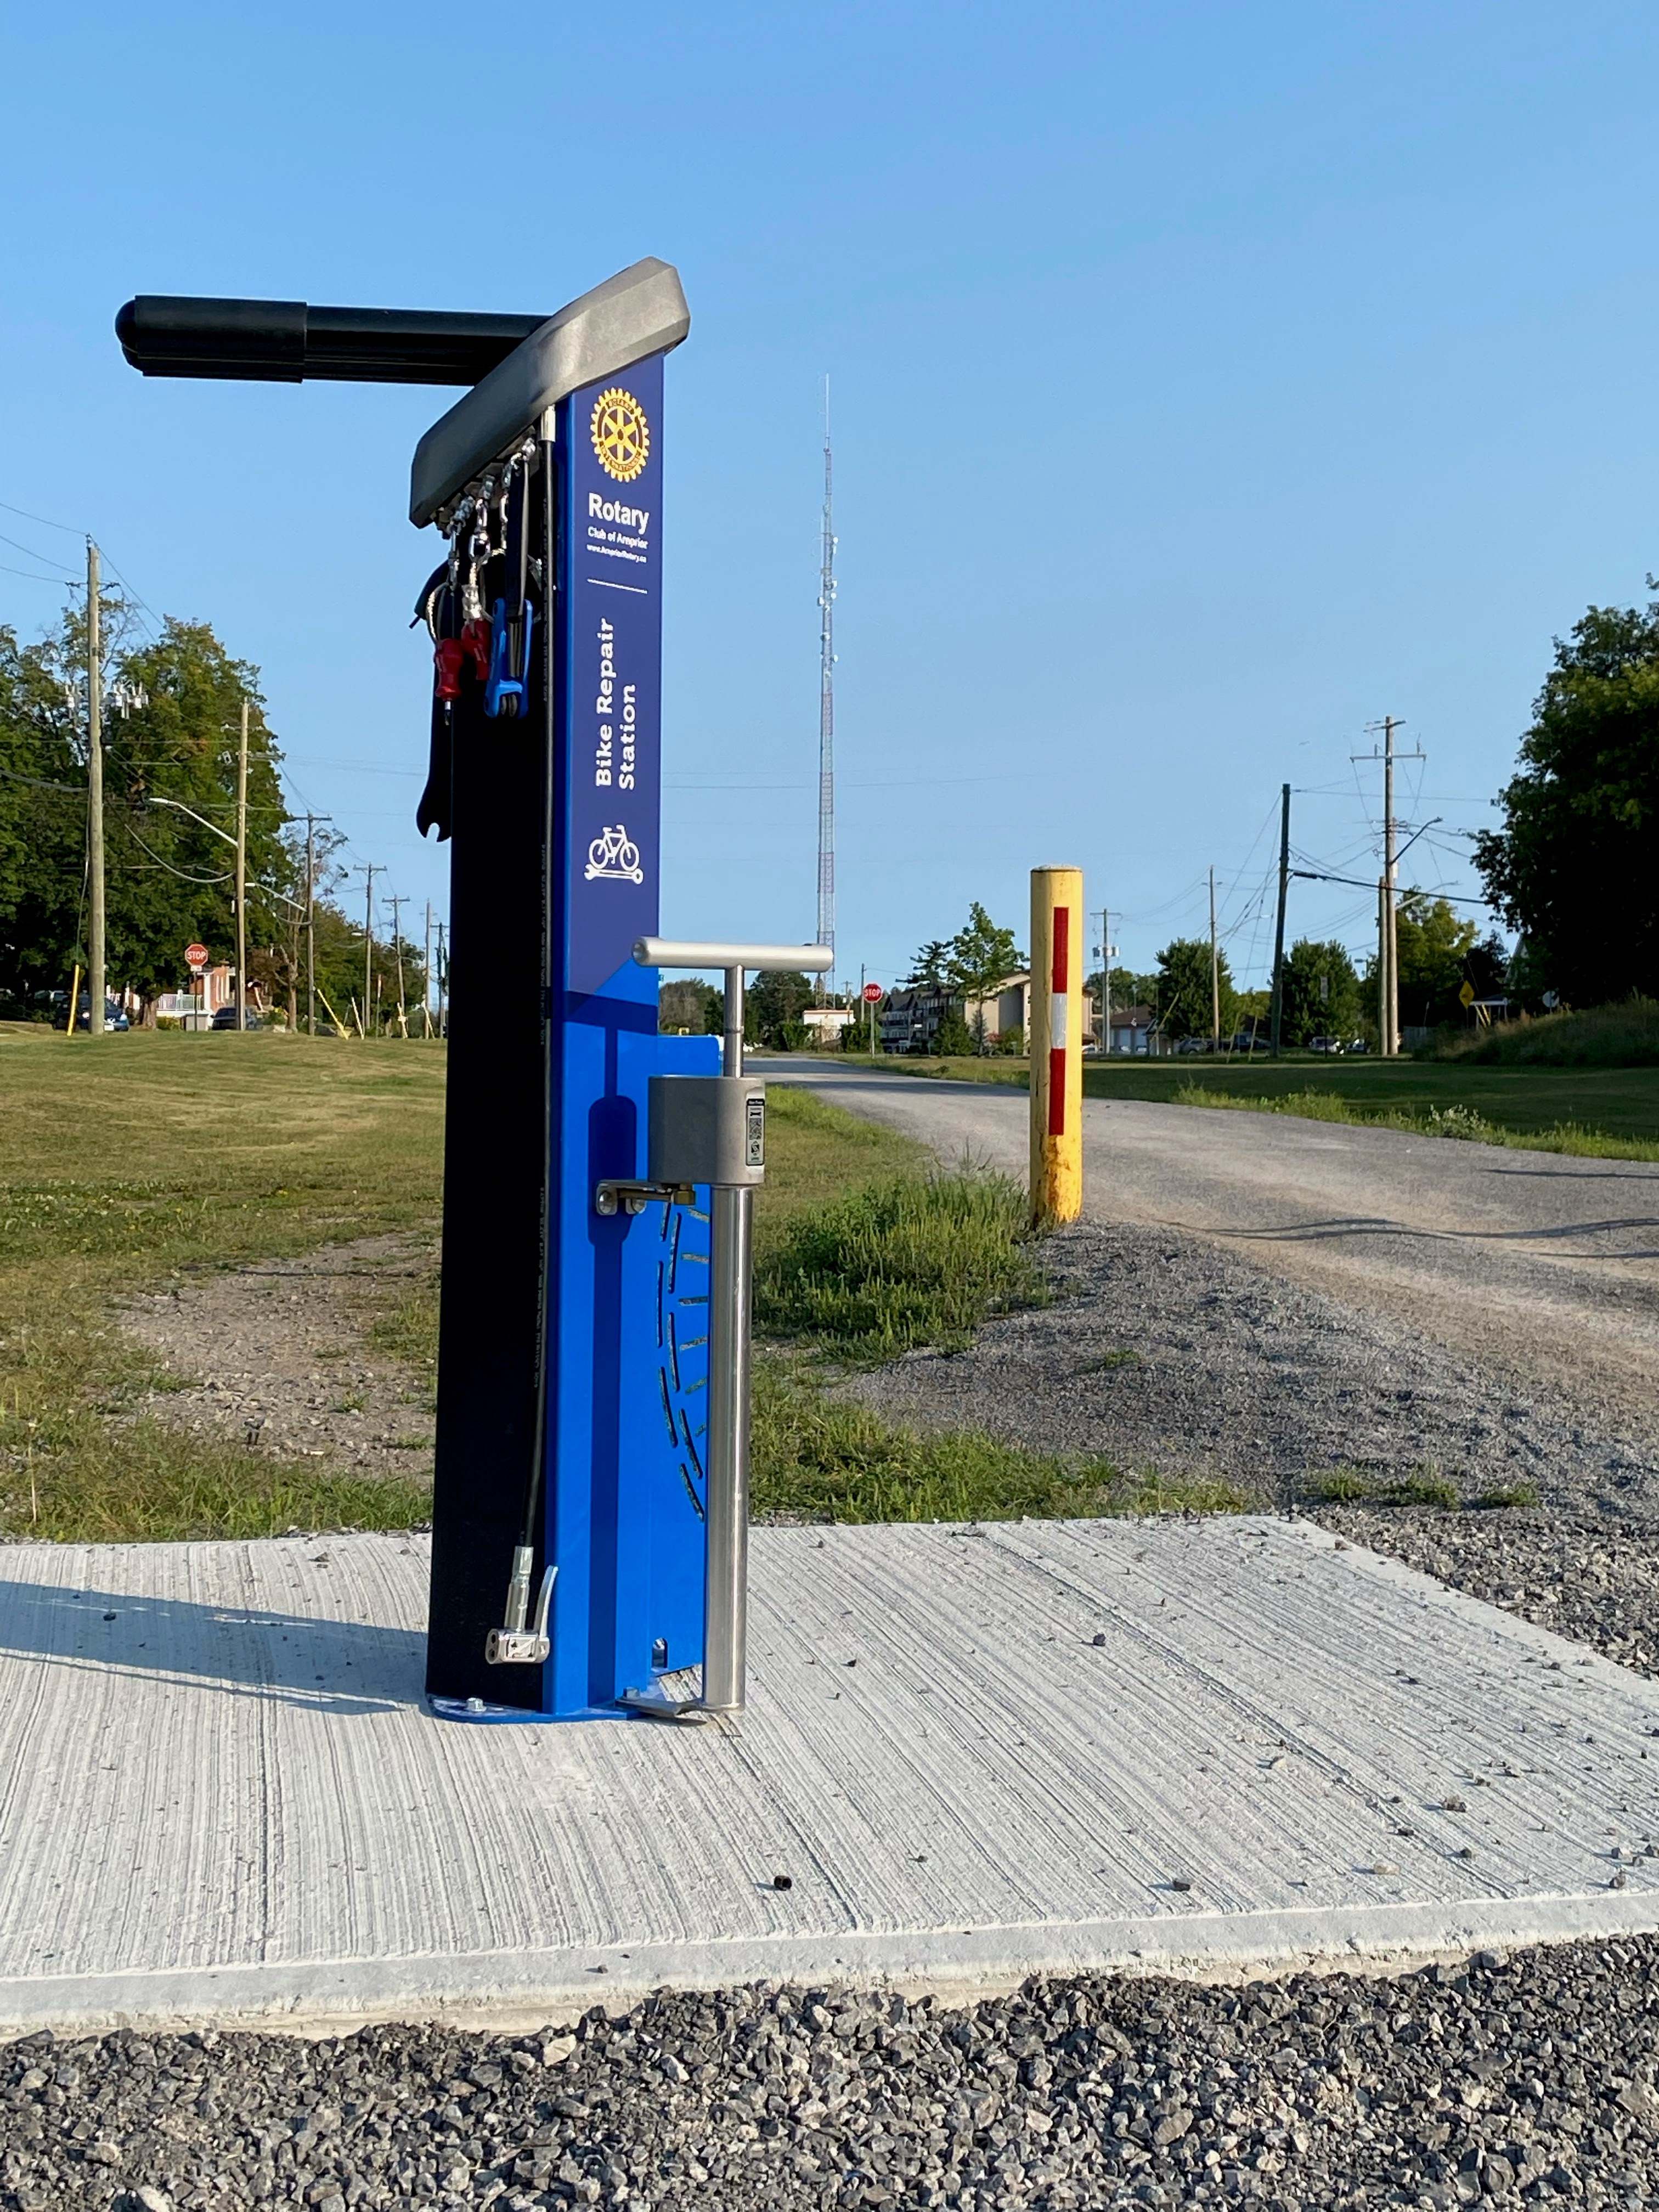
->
[117,263,829,1723]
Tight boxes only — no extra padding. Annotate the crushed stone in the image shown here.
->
[6,1943,1659,2208]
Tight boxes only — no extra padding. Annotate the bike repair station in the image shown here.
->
[117,260,830,1725]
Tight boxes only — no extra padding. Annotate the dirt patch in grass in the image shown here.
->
[117,1232,438,1483]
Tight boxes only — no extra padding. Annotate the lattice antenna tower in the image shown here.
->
[816,376,837,983]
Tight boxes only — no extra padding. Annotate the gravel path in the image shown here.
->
[7,1943,1659,2210]
[839,1218,1659,1522]
[118,1236,436,1482]
[772,1066,1659,1454]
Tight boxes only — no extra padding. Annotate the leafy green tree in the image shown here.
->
[1156,936,1236,1040]
[941,901,1025,1046]
[745,969,815,1049]
[1361,897,1508,1034]
[1280,939,1361,1044]
[0,624,87,1014]
[904,938,951,987]
[1473,591,1659,1003]
[0,600,295,1013]
[931,1007,975,1057]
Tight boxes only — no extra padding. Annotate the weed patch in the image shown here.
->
[756,1166,1044,1362]
[1309,1466,1462,1509]
[753,1359,1245,1525]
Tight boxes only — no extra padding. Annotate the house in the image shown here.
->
[801,1006,855,1045]
[879,983,956,1053]
[1102,1003,1156,1055]
[898,973,1106,1057]
[963,972,1032,1045]
[154,963,267,1029]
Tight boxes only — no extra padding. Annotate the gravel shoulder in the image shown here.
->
[117,1234,436,1483]
[6,1943,1659,2210]
[838,1218,1659,1521]
[773,1067,1659,1457]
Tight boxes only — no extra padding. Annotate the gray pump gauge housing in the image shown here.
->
[649,1075,765,1190]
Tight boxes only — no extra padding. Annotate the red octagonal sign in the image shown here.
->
[184,941,209,971]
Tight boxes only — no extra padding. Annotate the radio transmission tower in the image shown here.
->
[816,377,837,980]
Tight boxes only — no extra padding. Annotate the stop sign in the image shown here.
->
[862,982,883,1002]
[184,941,208,972]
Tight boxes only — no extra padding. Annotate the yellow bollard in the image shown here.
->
[1029,866,1084,1226]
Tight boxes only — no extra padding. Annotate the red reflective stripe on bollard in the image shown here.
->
[1048,1049,1066,1135]
[1052,906,1069,994]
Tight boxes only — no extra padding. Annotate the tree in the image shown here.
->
[1360,896,1508,1034]
[0,601,293,1014]
[931,1008,975,1057]
[0,624,87,1014]
[904,938,951,987]
[1280,939,1361,1045]
[1473,590,1659,1004]
[945,903,1024,1000]
[659,978,722,1034]
[1156,936,1236,1041]
[744,969,815,1049]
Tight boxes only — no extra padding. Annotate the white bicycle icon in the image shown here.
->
[585,823,644,884]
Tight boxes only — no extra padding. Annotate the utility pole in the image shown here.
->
[436,921,447,1036]
[303,812,331,1037]
[1382,715,1397,1056]
[1355,719,1423,1056]
[1380,876,1398,1057]
[424,903,435,1037]
[362,865,379,1037]
[1092,907,1113,1052]
[1209,866,1221,1050]
[86,540,105,1035]
[234,699,249,1032]
[815,376,836,990]
[387,892,408,1036]
[1269,782,1291,1056]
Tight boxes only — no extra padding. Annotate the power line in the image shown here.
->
[0,498,84,537]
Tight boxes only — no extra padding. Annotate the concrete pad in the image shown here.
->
[3,1518,1658,2037]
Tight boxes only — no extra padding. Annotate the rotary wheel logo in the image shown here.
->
[590,387,650,482]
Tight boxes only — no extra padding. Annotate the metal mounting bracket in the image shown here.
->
[594,1178,694,1217]
[617,1678,714,1724]
[485,1560,556,1666]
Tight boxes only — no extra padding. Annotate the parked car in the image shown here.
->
[1344,1036,1370,1054]
[52,992,129,1032]
[1173,1035,1211,1055]
[211,1005,262,1030]
[1228,1032,1266,1054]
[1307,1035,1342,1054]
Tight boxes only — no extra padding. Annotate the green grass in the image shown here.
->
[0,1027,1236,1539]
[0,1024,449,1541]
[1170,1081,1659,1161]
[756,1164,1045,1362]
[1307,1465,1539,1511]
[1425,997,1659,1068]
[751,1359,1245,1524]
[860,1043,1659,1144]
[1310,1467,1462,1509]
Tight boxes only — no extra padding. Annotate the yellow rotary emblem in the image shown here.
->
[590,387,650,483]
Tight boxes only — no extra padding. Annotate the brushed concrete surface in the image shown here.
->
[3,1520,1658,2037]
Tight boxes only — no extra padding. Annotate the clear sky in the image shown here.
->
[3,2,1656,1000]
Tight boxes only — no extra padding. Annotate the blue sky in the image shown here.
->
[3,2,1656,998]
